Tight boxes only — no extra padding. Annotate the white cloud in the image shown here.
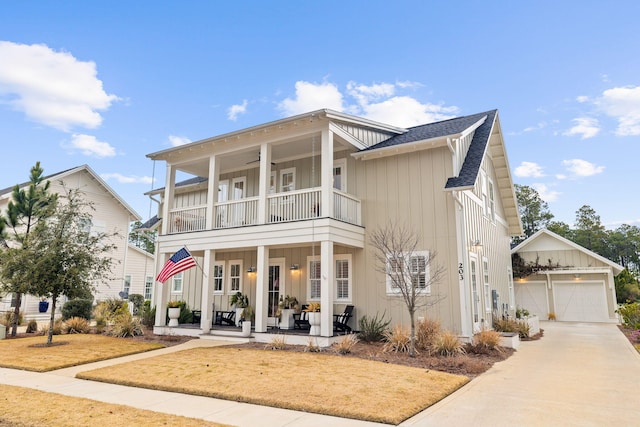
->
[168,135,191,147]
[101,173,153,184]
[228,99,248,121]
[596,86,640,136]
[0,41,118,131]
[278,81,344,116]
[514,161,545,178]
[532,183,560,202]
[562,159,605,177]
[65,134,116,158]
[555,174,567,180]
[563,117,600,139]
[576,95,589,103]
[277,80,458,128]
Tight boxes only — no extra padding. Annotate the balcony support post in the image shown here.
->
[206,155,220,230]
[321,129,334,218]
[257,143,271,224]
[161,165,176,235]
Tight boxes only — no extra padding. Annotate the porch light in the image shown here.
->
[470,239,482,249]
[290,264,299,271]
[247,266,256,273]
[574,273,581,280]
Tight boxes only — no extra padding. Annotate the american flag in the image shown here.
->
[156,247,197,282]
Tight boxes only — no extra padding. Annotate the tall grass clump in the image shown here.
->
[382,324,412,353]
[415,318,441,352]
[333,334,359,355]
[432,331,465,356]
[63,317,91,334]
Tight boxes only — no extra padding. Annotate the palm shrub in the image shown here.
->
[432,330,466,356]
[617,302,640,329]
[358,311,391,342]
[416,318,441,351]
[110,311,144,337]
[63,316,91,334]
[62,298,93,320]
[382,324,412,353]
[94,298,128,324]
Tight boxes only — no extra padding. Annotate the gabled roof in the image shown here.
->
[512,228,624,275]
[0,164,141,221]
[137,215,161,231]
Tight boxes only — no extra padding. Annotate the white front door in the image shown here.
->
[469,254,481,332]
[267,259,285,326]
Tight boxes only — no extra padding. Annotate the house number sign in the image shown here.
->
[458,263,464,280]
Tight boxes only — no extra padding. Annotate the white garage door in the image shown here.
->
[553,281,609,322]
[515,281,548,318]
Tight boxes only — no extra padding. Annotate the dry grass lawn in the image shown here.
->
[0,384,230,427]
[0,335,164,372]
[78,347,469,424]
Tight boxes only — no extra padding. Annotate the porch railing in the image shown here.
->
[167,188,361,233]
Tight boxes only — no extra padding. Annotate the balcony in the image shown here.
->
[166,188,361,234]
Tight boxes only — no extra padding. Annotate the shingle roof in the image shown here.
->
[137,215,160,230]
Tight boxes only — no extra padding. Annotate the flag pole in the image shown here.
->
[185,245,208,278]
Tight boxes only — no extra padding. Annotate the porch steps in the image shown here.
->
[200,330,253,344]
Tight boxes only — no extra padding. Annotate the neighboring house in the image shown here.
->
[0,164,153,319]
[145,109,522,341]
[512,229,622,322]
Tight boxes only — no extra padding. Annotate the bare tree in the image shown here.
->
[370,223,445,357]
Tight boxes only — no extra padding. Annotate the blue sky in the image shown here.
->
[1,1,639,229]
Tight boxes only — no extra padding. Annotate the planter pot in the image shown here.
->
[241,321,252,337]
[235,307,245,327]
[280,308,295,330]
[38,301,49,313]
[308,312,321,336]
[168,307,180,327]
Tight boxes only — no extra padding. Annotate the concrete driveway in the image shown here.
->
[402,321,640,426]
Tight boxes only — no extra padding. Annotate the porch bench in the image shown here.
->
[214,310,235,326]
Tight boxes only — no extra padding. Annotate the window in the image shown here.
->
[386,252,430,294]
[309,259,321,299]
[144,276,153,300]
[483,258,491,312]
[213,262,224,293]
[171,272,183,293]
[280,168,296,192]
[507,268,515,310]
[123,275,131,296]
[487,179,496,221]
[307,255,352,301]
[228,260,242,292]
[470,255,479,323]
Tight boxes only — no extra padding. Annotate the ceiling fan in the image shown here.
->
[246,152,275,165]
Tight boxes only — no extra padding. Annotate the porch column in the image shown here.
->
[154,252,170,327]
[321,129,334,218]
[257,143,272,224]
[161,164,176,235]
[200,249,214,333]
[255,245,270,332]
[206,156,220,230]
[320,240,334,337]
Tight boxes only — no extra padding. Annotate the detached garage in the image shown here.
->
[512,229,622,323]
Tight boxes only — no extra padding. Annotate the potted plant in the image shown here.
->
[240,305,254,337]
[305,302,321,335]
[279,295,299,330]
[167,300,181,327]
[230,292,249,327]
[38,297,49,313]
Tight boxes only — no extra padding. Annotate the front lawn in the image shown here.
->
[77,346,469,425]
[0,334,164,372]
[0,384,230,427]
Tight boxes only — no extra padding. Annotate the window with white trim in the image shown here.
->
[144,275,153,300]
[228,260,242,292]
[306,255,352,301]
[171,272,183,293]
[487,178,496,221]
[123,275,131,295]
[483,258,491,312]
[386,251,431,295]
[213,262,224,294]
[507,268,515,310]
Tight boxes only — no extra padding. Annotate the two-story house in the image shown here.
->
[146,109,522,343]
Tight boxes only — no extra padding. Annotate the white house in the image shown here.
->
[512,228,622,323]
[145,109,522,342]
[0,164,154,319]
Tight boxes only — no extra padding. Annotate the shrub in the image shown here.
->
[470,328,503,353]
[128,294,145,314]
[95,317,107,334]
[264,335,287,350]
[26,319,38,333]
[39,319,63,336]
[630,330,640,343]
[110,312,144,338]
[416,318,441,351]
[304,338,321,352]
[432,331,465,357]
[617,302,640,329]
[1,310,23,327]
[358,311,391,342]
[62,299,93,320]
[333,333,359,355]
[140,300,156,327]
[63,317,91,334]
[382,324,412,353]
[94,298,129,324]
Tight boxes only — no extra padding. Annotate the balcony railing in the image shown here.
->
[166,188,361,234]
